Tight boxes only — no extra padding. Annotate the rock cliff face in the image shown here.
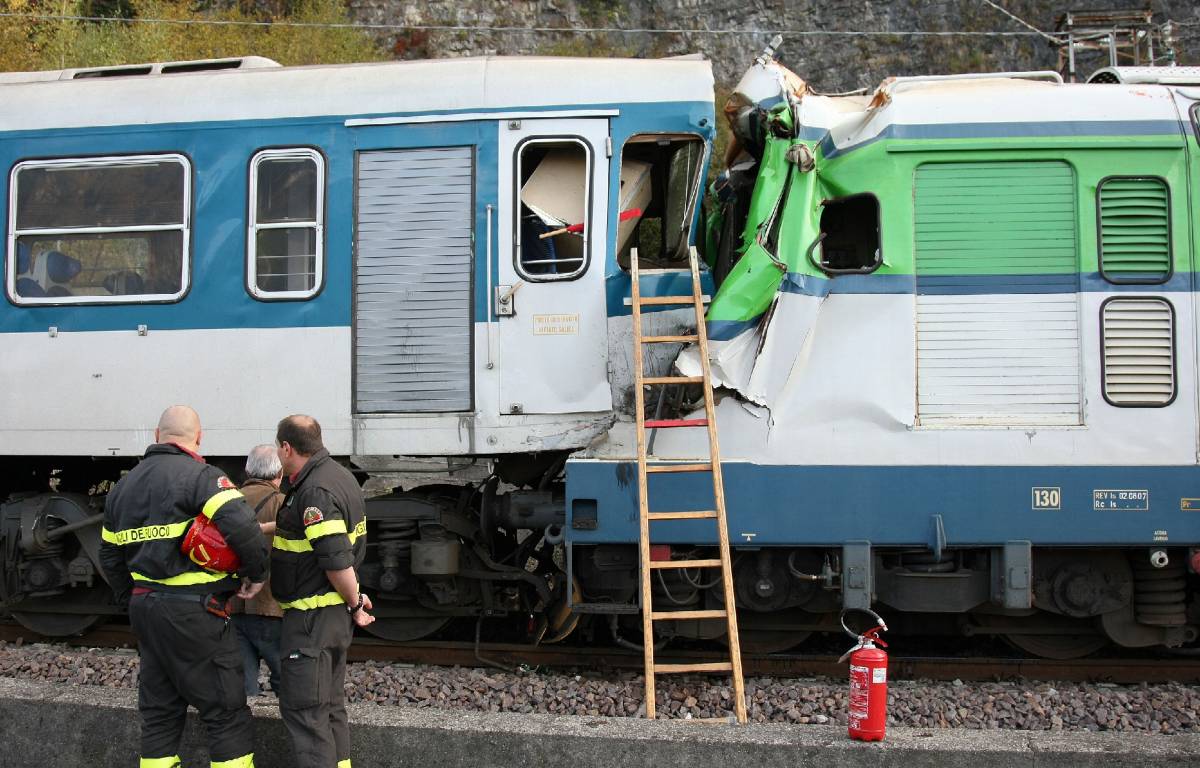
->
[348,1,1199,89]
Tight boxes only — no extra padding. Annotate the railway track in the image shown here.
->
[1,622,1198,684]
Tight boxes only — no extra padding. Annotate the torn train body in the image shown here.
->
[569,51,1200,658]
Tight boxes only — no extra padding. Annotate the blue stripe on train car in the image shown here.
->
[0,100,711,335]
[564,461,1200,547]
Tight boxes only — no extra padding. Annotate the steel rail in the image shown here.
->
[1,623,1197,684]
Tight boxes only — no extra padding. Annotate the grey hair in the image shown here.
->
[244,444,282,480]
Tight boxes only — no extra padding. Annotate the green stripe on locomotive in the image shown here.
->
[706,106,1193,324]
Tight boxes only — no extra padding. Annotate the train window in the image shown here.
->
[515,138,590,281]
[1097,176,1171,285]
[1101,297,1176,407]
[7,155,189,305]
[618,134,705,271]
[814,194,882,274]
[248,148,324,299]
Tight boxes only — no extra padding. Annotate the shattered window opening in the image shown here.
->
[816,194,882,274]
[617,134,706,271]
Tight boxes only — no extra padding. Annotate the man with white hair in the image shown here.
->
[230,444,285,698]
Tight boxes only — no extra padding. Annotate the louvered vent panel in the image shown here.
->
[354,147,473,413]
[915,161,1082,426]
[1101,298,1175,406]
[1098,177,1171,283]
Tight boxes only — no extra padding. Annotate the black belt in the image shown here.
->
[134,590,232,619]
[135,590,203,603]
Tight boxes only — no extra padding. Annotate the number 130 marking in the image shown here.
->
[1032,487,1061,510]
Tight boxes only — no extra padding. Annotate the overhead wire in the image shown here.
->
[977,0,1064,44]
[0,11,1083,37]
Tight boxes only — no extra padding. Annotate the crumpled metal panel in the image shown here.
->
[354,147,473,413]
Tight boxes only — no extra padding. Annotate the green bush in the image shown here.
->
[0,0,387,72]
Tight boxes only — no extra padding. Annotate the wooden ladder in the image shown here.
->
[630,245,747,724]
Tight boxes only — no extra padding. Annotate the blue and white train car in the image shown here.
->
[0,55,714,640]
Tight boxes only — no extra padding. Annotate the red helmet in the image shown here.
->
[181,514,241,573]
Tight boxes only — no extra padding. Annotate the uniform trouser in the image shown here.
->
[279,604,353,768]
[129,593,255,768]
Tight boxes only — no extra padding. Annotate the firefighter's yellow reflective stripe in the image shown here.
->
[274,519,365,552]
[131,569,228,586]
[278,591,345,610]
[202,489,244,519]
[102,521,191,547]
[210,754,255,768]
[337,760,352,768]
[304,519,348,541]
[139,756,181,768]
[272,535,311,553]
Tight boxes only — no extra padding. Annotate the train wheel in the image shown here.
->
[737,628,812,654]
[720,609,822,654]
[972,611,1109,660]
[10,584,109,637]
[363,616,450,642]
[1003,631,1109,660]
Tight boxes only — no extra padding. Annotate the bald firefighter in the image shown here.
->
[99,406,269,768]
[271,414,372,768]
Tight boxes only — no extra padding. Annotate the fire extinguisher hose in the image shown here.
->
[838,607,889,663]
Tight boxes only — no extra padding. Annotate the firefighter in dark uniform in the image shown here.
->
[271,414,373,768]
[98,405,269,768]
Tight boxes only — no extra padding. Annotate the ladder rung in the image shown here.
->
[649,559,723,570]
[647,510,718,521]
[642,334,699,344]
[644,418,708,429]
[637,268,690,275]
[650,609,727,621]
[638,295,696,306]
[642,376,703,385]
[646,463,712,474]
[654,662,733,674]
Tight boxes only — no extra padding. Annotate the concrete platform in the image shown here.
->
[0,677,1197,768]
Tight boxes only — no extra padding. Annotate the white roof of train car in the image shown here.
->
[795,73,1183,155]
[0,55,715,131]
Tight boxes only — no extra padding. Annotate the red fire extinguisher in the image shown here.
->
[838,608,889,742]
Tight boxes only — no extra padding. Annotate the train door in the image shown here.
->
[353,146,475,413]
[496,119,612,415]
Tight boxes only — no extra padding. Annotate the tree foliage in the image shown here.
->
[0,0,387,72]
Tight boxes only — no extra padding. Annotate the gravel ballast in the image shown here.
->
[1,641,1197,734]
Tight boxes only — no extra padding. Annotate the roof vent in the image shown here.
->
[65,56,280,80]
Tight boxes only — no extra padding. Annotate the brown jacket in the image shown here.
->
[229,478,284,618]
